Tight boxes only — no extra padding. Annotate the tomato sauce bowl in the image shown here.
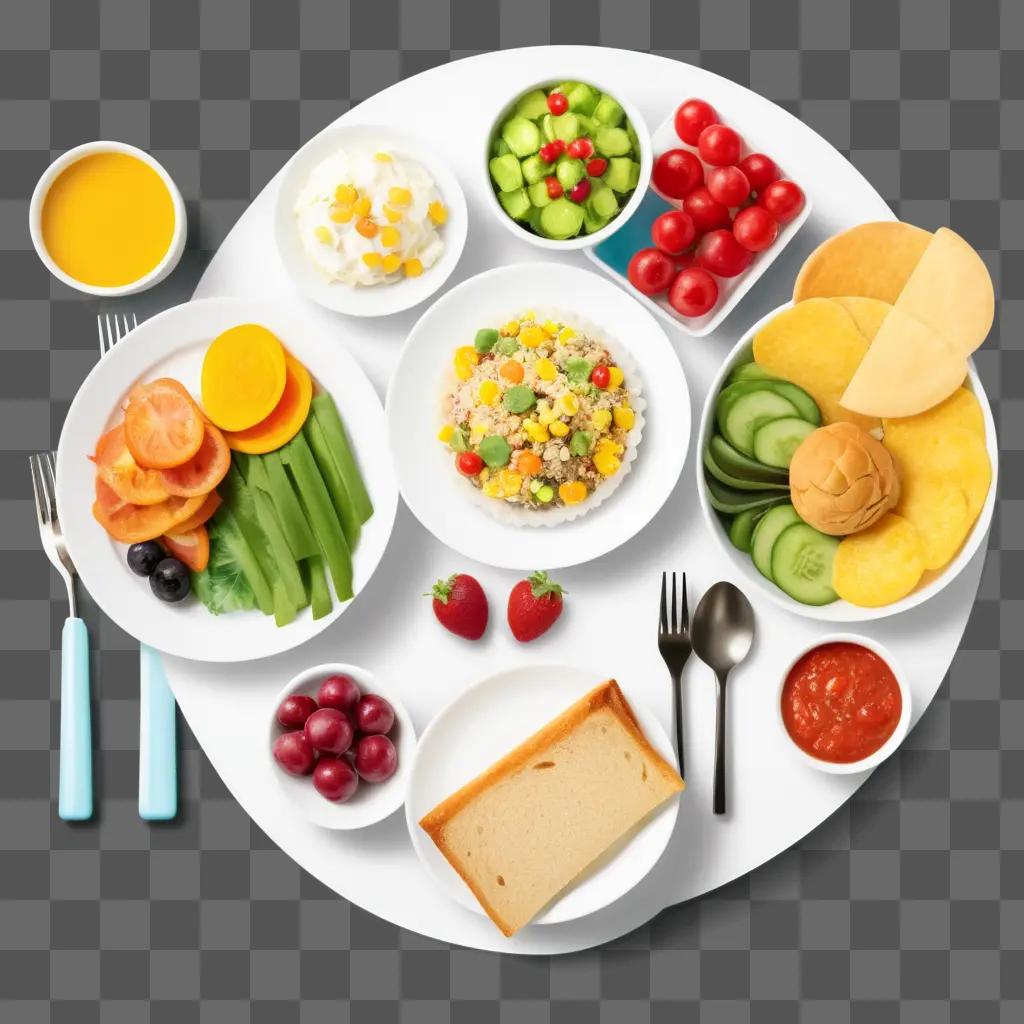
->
[775,634,911,775]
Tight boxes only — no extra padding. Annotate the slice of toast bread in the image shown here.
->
[419,680,684,936]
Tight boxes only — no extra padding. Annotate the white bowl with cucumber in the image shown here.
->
[696,303,998,622]
[485,79,652,250]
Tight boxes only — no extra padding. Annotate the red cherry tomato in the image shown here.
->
[591,365,611,389]
[545,176,563,199]
[706,165,751,207]
[567,137,594,160]
[627,247,676,296]
[586,157,608,177]
[651,210,696,256]
[652,149,704,200]
[569,178,591,203]
[674,98,718,146]
[547,91,568,115]
[758,179,805,223]
[539,139,566,163]
[456,451,484,476]
[669,267,719,318]
[682,186,731,233]
[697,124,742,167]
[738,152,780,192]
[696,229,753,278]
[733,205,779,252]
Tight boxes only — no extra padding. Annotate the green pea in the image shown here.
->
[474,328,500,354]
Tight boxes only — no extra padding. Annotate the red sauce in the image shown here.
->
[781,642,902,764]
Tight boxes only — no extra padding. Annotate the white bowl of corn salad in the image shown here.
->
[274,123,467,317]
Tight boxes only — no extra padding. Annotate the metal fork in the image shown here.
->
[658,572,692,779]
[98,312,178,822]
[30,451,92,820]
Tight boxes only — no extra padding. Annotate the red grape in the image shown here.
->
[674,98,718,146]
[682,187,731,233]
[696,229,753,277]
[668,267,719,318]
[355,734,398,783]
[272,731,316,776]
[356,694,395,736]
[313,756,359,802]
[697,124,742,167]
[706,165,751,207]
[276,694,317,730]
[651,210,696,256]
[758,180,805,223]
[317,674,361,713]
[652,149,703,199]
[738,152,780,192]
[733,205,779,252]
[627,248,676,296]
[304,708,354,755]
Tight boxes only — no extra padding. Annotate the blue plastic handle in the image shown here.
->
[58,617,92,821]
[138,643,177,821]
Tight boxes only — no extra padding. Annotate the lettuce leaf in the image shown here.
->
[191,515,256,616]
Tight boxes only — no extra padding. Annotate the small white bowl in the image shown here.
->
[268,662,415,830]
[776,634,911,775]
[482,77,653,252]
[274,123,467,318]
[29,140,187,297]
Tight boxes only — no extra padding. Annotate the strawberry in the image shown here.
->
[428,573,488,640]
[507,571,566,642]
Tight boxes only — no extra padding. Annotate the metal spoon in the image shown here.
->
[691,581,756,815]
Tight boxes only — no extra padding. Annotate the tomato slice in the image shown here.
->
[92,485,205,544]
[93,425,171,506]
[161,525,210,572]
[171,490,222,533]
[94,476,129,516]
[160,423,231,497]
[124,378,205,470]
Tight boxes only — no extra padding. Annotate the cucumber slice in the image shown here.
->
[703,445,791,492]
[521,153,553,185]
[539,198,585,239]
[527,180,552,208]
[595,126,632,157]
[582,208,610,234]
[727,362,774,385]
[752,417,817,469]
[501,116,541,157]
[587,180,618,218]
[728,507,767,553]
[716,379,820,427]
[604,156,640,193]
[541,113,556,142]
[551,112,580,142]
[708,434,789,484]
[594,94,625,127]
[770,523,839,606]
[705,476,791,515]
[498,187,531,221]
[567,82,598,115]
[555,157,586,191]
[515,89,550,120]
[489,153,523,192]
[720,390,799,456]
[750,504,801,580]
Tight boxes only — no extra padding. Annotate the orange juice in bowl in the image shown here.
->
[30,141,186,296]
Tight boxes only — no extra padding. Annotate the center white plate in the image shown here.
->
[406,664,681,929]
[56,296,398,662]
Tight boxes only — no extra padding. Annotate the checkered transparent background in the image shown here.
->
[1,0,1021,1019]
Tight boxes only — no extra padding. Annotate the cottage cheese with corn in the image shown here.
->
[439,313,637,510]
[294,147,446,287]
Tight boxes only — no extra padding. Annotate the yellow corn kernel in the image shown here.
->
[362,251,383,268]
[428,200,447,225]
[593,451,621,476]
[380,226,401,249]
[498,469,523,497]
[330,205,354,223]
[613,405,635,430]
[437,424,454,443]
[557,393,580,417]
[454,355,474,382]
[534,357,557,381]
[558,481,588,505]
[591,409,612,432]
[383,205,403,224]
[549,420,570,437]
[500,320,520,337]
[542,320,560,337]
[374,151,392,162]
[519,325,546,349]
[483,478,503,498]
[478,379,500,406]
[535,400,556,426]
[313,225,332,244]
[334,184,358,205]
[382,252,402,274]
[456,346,479,366]
[607,365,624,389]
[388,186,412,207]
[352,195,372,217]
[557,326,576,344]
[523,420,550,443]
[403,258,423,277]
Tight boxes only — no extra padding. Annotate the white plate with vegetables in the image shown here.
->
[56,296,398,662]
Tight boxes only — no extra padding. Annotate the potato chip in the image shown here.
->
[752,299,880,434]
[883,387,985,447]
[833,513,925,607]
[895,473,971,571]
[831,296,891,341]
[793,222,933,305]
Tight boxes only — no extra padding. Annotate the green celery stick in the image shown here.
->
[248,452,319,560]
[252,489,307,611]
[303,416,360,550]
[311,393,373,525]
[304,555,332,620]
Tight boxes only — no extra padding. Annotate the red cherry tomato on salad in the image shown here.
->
[586,157,608,177]
[698,124,742,167]
[669,267,719,318]
[545,176,563,199]
[590,365,611,389]
[627,247,676,296]
[696,229,753,277]
[738,152,780,192]
[683,186,731,233]
[758,179,805,223]
[651,210,696,256]
[539,139,566,163]
[706,165,751,207]
[547,91,568,115]
[567,137,594,160]
[732,205,779,252]
[456,451,484,476]
[674,97,718,146]
[569,178,591,203]
[652,149,704,200]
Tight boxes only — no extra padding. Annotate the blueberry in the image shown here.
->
[127,541,164,577]
[150,559,190,603]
